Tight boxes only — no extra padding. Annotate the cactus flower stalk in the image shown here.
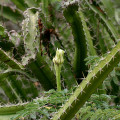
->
[53,49,65,91]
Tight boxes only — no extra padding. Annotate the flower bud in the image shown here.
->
[53,48,65,65]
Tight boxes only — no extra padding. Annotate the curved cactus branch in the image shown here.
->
[52,40,120,120]
[63,1,88,80]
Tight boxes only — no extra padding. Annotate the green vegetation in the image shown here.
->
[0,0,120,120]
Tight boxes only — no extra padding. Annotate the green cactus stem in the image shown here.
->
[0,69,37,82]
[22,8,57,90]
[22,8,40,65]
[78,8,97,56]
[52,40,120,120]
[63,1,88,81]
[0,103,28,115]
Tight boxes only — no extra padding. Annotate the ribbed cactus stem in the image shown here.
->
[63,1,88,80]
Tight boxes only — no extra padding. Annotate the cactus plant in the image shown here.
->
[0,0,120,120]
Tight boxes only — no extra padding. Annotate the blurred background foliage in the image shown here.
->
[0,0,120,119]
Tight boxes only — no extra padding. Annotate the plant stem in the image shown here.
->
[53,49,65,91]
[55,64,62,91]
